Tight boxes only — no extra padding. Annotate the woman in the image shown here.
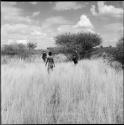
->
[42,51,47,62]
[45,52,55,73]
[72,51,79,65]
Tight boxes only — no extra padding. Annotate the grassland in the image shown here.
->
[1,57,123,124]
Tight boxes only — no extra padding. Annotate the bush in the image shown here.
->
[1,43,26,55]
[55,32,102,58]
[54,54,68,63]
[27,42,37,50]
[115,37,124,64]
[1,43,37,59]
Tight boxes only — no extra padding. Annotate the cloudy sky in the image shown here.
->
[1,1,123,49]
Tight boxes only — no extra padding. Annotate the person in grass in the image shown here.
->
[45,51,55,73]
[42,51,47,62]
[72,50,79,65]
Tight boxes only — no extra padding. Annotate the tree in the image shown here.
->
[55,32,102,58]
[2,43,26,55]
[1,43,28,58]
[27,42,37,50]
[115,37,124,64]
[116,37,124,50]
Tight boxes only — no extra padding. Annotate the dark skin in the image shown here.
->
[72,51,79,64]
[45,55,55,73]
[45,56,55,67]
[72,55,78,64]
[42,52,47,62]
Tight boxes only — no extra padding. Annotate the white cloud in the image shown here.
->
[7,39,16,44]
[101,23,123,47]
[74,15,94,29]
[1,2,17,6]
[104,23,123,38]
[17,40,28,44]
[31,30,47,36]
[57,25,95,34]
[104,23,123,31]
[32,11,40,17]
[1,2,32,24]
[57,15,95,34]
[91,1,123,17]
[42,15,94,35]
[1,23,56,49]
[90,5,97,16]
[54,2,83,11]
[1,3,70,49]
[48,2,54,4]
[45,16,70,24]
[102,40,116,47]
[2,24,41,42]
[1,21,60,49]
[29,2,38,5]
[41,16,71,30]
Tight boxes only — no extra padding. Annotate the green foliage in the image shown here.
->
[27,42,37,50]
[55,32,102,58]
[2,43,26,55]
[115,37,124,64]
[116,37,123,50]
[55,32,102,50]
[1,43,37,59]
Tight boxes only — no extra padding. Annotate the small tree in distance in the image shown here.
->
[1,42,37,59]
[27,42,37,50]
[115,37,124,64]
[116,37,123,50]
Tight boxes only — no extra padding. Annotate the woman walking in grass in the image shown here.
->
[45,51,55,73]
[42,51,47,62]
[72,50,79,65]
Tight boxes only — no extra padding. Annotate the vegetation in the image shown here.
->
[1,36,123,66]
[1,42,37,59]
[115,37,124,64]
[27,42,37,50]
[1,58,123,124]
[55,32,102,58]
[1,36,123,124]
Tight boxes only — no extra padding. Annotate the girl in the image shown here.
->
[45,52,55,73]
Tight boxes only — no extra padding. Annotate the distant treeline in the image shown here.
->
[1,33,124,64]
[1,42,39,58]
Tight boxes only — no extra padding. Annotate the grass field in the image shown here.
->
[1,57,123,124]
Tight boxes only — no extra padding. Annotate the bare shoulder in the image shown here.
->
[47,56,54,61]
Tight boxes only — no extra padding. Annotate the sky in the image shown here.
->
[1,1,124,49]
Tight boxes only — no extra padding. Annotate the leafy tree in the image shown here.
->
[27,42,37,50]
[55,32,102,58]
[116,37,124,50]
[1,43,28,58]
[115,37,124,64]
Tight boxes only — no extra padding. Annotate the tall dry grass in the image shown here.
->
[1,57,123,124]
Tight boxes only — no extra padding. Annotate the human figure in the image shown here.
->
[72,51,78,65]
[42,51,47,62]
[45,52,55,73]
[102,52,107,63]
[103,52,106,59]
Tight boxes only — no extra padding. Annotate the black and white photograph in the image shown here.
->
[1,1,124,124]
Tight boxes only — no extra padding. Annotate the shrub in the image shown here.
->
[115,37,124,64]
[27,42,37,50]
[55,32,102,58]
[1,43,36,59]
